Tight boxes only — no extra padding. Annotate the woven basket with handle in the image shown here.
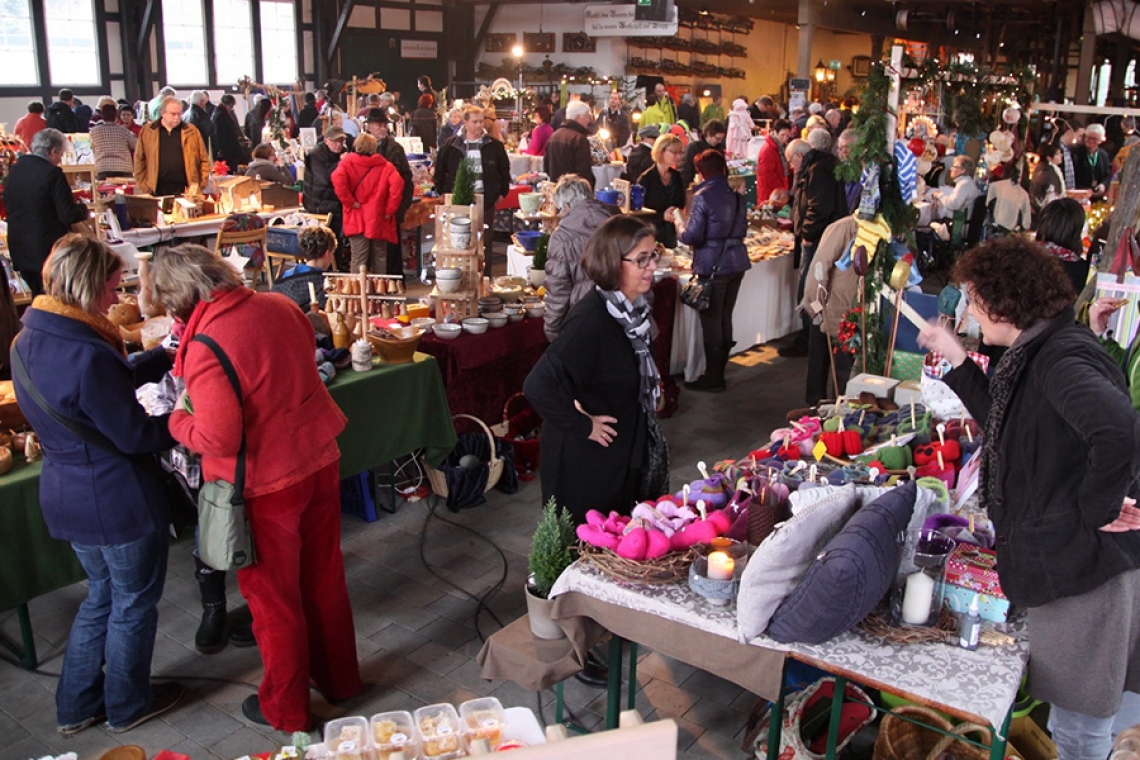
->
[423,414,504,498]
[874,704,991,760]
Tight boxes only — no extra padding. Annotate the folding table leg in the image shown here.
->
[990,707,1012,760]
[627,641,639,712]
[0,604,39,669]
[766,658,789,760]
[605,635,624,729]
[825,675,848,760]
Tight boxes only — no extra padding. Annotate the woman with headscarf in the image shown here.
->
[919,237,1140,760]
[524,216,669,524]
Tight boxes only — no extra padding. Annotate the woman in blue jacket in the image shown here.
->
[11,235,183,734]
[676,149,751,392]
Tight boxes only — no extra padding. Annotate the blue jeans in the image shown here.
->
[57,530,169,728]
[1049,692,1140,760]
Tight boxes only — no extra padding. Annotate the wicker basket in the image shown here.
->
[490,392,541,479]
[874,704,990,760]
[578,542,694,585]
[424,414,505,499]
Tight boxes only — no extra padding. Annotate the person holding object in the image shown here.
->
[2,129,89,295]
[150,244,361,732]
[133,96,210,197]
[331,132,404,274]
[918,237,1140,760]
[636,133,687,247]
[675,149,750,392]
[12,235,183,734]
[524,216,669,525]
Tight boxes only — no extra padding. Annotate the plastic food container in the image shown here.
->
[370,710,418,760]
[460,697,506,749]
[325,716,372,759]
[415,703,464,759]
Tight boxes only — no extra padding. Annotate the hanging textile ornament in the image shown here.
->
[858,164,881,220]
[894,139,918,203]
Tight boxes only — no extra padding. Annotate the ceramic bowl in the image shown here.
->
[432,323,462,340]
[524,304,545,319]
[462,317,489,335]
[411,317,436,331]
[437,278,462,294]
[515,230,543,251]
[485,312,508,328]
[436,267,462,279]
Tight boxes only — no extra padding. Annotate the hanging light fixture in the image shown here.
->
[815,60,828,83]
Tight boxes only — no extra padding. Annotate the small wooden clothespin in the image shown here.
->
[936,423,946,446]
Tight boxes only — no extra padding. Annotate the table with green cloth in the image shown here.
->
[326,352,457,477]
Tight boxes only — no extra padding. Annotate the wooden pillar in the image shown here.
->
[797,0,815,79]
[871,35,884,62]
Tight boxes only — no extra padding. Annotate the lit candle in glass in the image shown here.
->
[707,551,734,581]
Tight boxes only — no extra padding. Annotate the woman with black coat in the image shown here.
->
[245,98,272,144]
[919,237,1140,760]
[524,216,669,524]
[676,149,751,392]
[636,133,687,247]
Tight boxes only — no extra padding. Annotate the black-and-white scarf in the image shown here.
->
[980,316,1055,515]
[597,286,660,414]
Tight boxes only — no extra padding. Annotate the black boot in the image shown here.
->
[195,557,227,654]
[686,344,727,392]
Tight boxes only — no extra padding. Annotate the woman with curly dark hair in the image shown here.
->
[919,237,1140,760]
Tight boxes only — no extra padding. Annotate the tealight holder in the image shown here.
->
[688,539,748,607]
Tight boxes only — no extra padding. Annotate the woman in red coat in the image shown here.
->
[331,132,405,273]
[150,244,361,732]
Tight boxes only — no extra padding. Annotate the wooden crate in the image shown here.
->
[435,197,484,252]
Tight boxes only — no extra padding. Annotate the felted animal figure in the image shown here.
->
[876,445,913,471]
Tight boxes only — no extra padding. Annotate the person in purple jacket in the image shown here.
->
[675,149,751,392]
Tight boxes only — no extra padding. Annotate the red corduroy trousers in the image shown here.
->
[237,460,361,731]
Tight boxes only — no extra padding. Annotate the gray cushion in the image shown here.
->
[735,484,861,643]
[766,481,918,644]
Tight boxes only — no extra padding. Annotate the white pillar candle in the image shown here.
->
[707,551,735,581]
[902,571,935,624]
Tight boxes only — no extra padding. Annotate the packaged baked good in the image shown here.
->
[459,697,505,749]
[324,716,373,760]
[414,703,464,759]
[370,710,417,760]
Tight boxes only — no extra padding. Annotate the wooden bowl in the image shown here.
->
[0,381,28,431]
[367,329,423,364]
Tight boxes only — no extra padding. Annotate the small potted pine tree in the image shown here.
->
[528,233,549,289]
[526,497,576,640]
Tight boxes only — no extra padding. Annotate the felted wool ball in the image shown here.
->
[820,431,848,457]
[1002,107,1021,125]
[827,469,850,485]
[908,137,927,157]
[459,454,482,470]
[841,430,865,455]
[776,444,801,460]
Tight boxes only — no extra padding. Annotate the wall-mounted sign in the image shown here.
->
[401,39,438,59]
[584,4,678,37]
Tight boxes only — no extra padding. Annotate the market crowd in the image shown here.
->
[5,74,1140,759]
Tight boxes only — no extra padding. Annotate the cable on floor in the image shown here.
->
[417,494,510,643]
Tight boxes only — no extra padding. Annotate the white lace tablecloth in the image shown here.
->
[669,253,799,381]
[551,562,1028,731]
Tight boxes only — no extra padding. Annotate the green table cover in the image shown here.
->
[326,352,457,478]
[0,352,456,612]
[0,459,86,611]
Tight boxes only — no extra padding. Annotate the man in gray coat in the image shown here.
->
[543,175,619,340]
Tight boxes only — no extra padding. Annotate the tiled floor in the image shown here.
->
[0,274,807,759]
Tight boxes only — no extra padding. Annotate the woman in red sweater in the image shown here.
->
[150,244,361,732]
[331,132,404,273]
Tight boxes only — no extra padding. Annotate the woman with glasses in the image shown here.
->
[635,133,687,247]
[524,216,669,524]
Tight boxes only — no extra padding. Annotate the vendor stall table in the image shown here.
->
[115,207,303,249]
[418,316,549,425]
[0,354,456,667]
[507,247,798,383]
[481,562,1027,755]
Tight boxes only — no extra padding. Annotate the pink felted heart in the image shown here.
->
[585,510,607,528]
[615,528,649,561]
[603,513,629,534]
[670,519,718,551]
[577,524,621,550]
[706,509,731,535]
[645,529,672,559]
